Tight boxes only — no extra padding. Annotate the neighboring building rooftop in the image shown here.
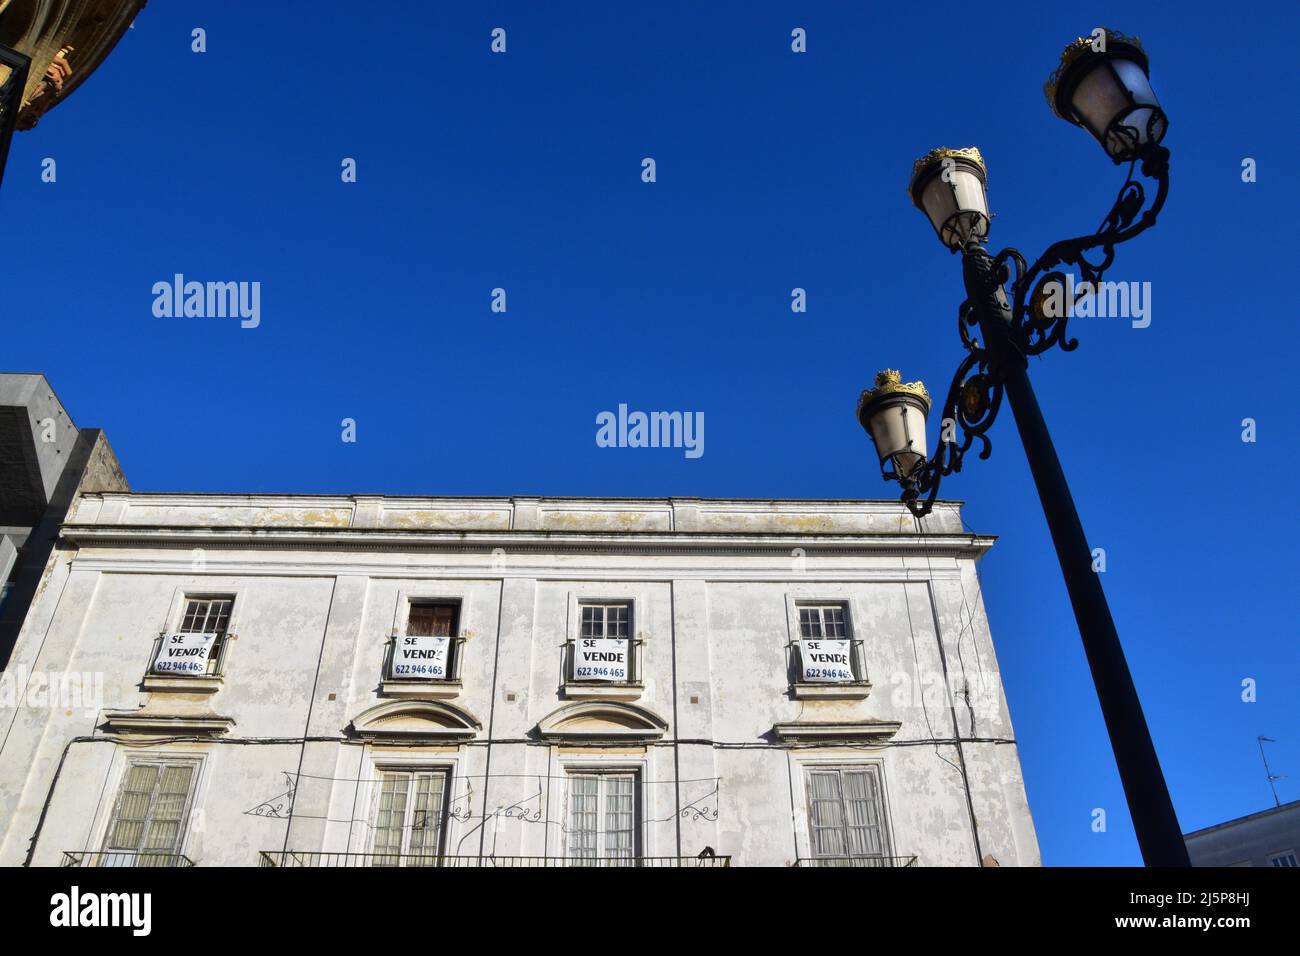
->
[0,372,127,665]
[0,372,82,523]
[1184,799,1300,867]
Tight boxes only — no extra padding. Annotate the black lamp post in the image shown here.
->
[858,28,1188,867]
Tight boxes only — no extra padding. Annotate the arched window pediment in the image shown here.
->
[536,700,668,744]
[348,699,481,742]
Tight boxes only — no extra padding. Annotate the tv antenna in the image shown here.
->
[1258,736,1283,807]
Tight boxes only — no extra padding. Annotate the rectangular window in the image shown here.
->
[407,602,457,637]
[573,603,633,682]
[580,603,630,640]
[153,597,233,677]
[567,773,637,864]
[371,770,449,866]
[796,604,857,683]
[180,597,232,635]
[805,766,891,866]
[390,602,460,681]
[799,604,848,639]
[1269,850,1298,867]
[102,761,197,866]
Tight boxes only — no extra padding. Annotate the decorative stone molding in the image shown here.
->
[771,720,902,743]
[790,681,873,701]
[59,525,994,560]
[141,673,222,695]
[561,681,646,702]
[100,710,235,737]
[66,492,974,537]
[536,700,668,744]
[378,678,463,701]
[347,699,480,743]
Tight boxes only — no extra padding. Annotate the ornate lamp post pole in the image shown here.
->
[858,29,1188,866]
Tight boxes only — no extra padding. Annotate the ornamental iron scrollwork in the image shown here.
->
[676,780,720,822]
[1008,144,1170,359]
[897,142,1169,518]
[243,772,298,819]
[501,781,545,824]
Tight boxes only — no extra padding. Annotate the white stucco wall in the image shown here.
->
[0,494,1039,867]
[1184,801,1300,867]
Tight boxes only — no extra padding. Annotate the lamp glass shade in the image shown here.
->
[867,398,929,479]
[1071,57,1164,159]
[858,372,931,483]
[1047,31,1167,162]
[910,151,989,251]
[859,371,933,484]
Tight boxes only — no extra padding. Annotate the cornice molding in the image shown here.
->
[99,710,235,737]
[771,720,903,743]
[59,524,996,559]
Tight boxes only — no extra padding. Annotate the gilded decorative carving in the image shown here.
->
[0,0,146,130]
[857,369,931,418]
[1044,27,1146,118]
[908,146,986,194]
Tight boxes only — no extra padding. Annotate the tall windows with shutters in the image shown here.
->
[805,765,893,866]
[371,769,450,866]
[567,772,637,864]
[102,760,199,866]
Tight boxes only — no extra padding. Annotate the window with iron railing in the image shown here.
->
[371,769,450,866]
[386,602,464,682]
[258,850,729,867]
[148,597,233,680]
[567,772,638,864]
[568,602,640,685]
[100,760,199,867]
[789,603,868,695]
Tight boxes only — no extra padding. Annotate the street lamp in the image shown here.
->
[860,27,1188,867]
[908,147,989,251]
[1047,29,1167,163]
[856,369,931,483]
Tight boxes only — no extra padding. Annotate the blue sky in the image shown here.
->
[3,1,1297,865]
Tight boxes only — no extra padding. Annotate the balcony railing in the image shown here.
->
[794,855,917,867]
[259,851,730,868]
[63,851,196,868]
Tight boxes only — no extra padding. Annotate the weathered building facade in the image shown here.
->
[0,374,128,667]
[1184,800,1300,868]
[0,492,1039,867]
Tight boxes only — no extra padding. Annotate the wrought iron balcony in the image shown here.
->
[793,855,918,867]
[259,850,730,868]
[62,850,196,868]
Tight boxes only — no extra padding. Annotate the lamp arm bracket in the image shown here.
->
[1008,144,1170,357]
[893,145,1170,518]
[902,341,1004,519]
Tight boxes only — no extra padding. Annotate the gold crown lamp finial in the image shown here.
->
[1044,27,1147,119]
[857,369,931,420]
[908,146,986,198]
